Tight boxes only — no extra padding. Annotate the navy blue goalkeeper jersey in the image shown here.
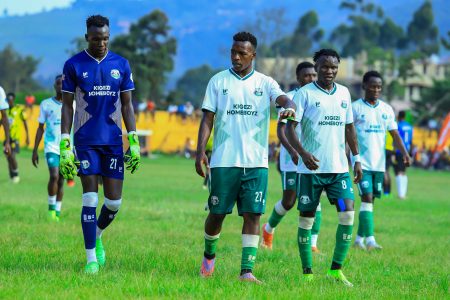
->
[62,50,134,146]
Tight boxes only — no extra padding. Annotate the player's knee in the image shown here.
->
[104,197,122,212]
[298,216,315,230]
[49,173,59,183]
[82,192,98,207]
[282,195,296,210]
[338,211,354,226]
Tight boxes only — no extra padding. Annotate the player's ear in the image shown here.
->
[85,34,89,42]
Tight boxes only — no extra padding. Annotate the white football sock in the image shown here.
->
[395,176,402,197]
[86,248,97,263]
[96,226,103,239]
[55,201,62,213]
[311,234,318,247]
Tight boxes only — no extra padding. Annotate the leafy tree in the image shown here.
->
[67,37,86,56]
[271,11,323,57]
[0,45,41,93]
[440,30,450,50]
[414,79,450,122]
[406,1,439,56]
[111,10,177,102]
[175,65,220,108]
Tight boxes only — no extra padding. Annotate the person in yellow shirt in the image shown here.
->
[383,131,395,197]
[4,92,29,183]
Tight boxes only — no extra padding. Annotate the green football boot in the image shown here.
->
[327,269,353,287]
[84,261,99,274]
[96,238,106,266]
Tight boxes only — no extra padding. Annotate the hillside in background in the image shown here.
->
[0,0,448,88]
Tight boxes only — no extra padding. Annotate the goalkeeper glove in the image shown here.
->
[124,131,141,174]
[59,135,79,180]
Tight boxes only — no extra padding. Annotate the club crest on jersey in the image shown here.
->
[83,72,88,78]
[341,101,348,109]
[222,89,228,95]
[315,102,321,107]
[254,88,263,96]
[382,113,388,120]
[111,69,120,79]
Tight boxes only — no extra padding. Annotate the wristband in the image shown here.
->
[61,133,70,140]
[128,131,137,135]
[352,154,361,163]
[284,108,295,114]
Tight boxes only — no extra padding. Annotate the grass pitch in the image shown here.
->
[0,150,449,299]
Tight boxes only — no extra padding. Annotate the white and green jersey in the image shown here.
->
[0,86,8,110]
[352,98,397,172]
[202,68,285,168]
[293,81,353,174]
[279,88,301,172]
[38,97,62,154]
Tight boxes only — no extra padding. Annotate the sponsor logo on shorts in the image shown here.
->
[361,181,369,188]
[81,160,90,169]
[211,196,219,206]
[287,178,296,186]
[299,195,311,204]
[111,69,120,79]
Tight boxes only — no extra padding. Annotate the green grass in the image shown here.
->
[0,150,449,299]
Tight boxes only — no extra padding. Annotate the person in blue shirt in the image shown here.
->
[60,15,141,274]
[394,111,413,199]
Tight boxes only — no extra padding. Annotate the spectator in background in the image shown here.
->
[25,94,36,112]
[183,137,195,159]
[146,99,156,122]
[185,101,194,121]
[177,103,186,122]
[168,104,177,121]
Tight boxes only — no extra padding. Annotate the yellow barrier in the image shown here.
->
[0,105,441,153]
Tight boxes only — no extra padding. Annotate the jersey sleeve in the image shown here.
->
[38,102,46,124]
[292,89,307,123]
[201,77,217,113]
[386,106,398,131]
[62,61,76,94]
[345,91,353,124]
[267,77,286,102]
[120,59,135,92]
[0,86,8,110]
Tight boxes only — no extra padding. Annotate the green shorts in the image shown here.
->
[358,170,384,198]
[298,173,354,212]
[45,152,60,168]
[281,171,298,191]
[208,167,268,215]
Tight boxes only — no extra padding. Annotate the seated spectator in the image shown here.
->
[146,99,156,122]
[168,104,178,121]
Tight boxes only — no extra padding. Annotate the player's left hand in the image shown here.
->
[32,150,39,168]
[124,131,141,174]
[279,108,295,120]
[353,161,363,183]
[403,154,412,167]
[3,141,11,156]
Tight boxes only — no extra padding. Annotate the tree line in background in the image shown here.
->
[0,1,448,120]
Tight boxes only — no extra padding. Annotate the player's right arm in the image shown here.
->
[195,111,214,177]
[32,123,45,168]
[286,90,319,170]
[277,121,299,165]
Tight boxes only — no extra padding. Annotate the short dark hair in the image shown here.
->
[86,15,109,30]
[7,92,15,98]
[296,61,314,75]
[398,111,406,119]
[233,32,257,49]
[55,74,62,80]
[363,70,383,83]
[313,48,340,63]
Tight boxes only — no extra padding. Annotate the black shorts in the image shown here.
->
[385,150,394,170]
[4,139,20,154]
[393,152,406,173]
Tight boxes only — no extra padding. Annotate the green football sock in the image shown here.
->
[241,234,259,271]
[359,202,374,237]
[298,228,312,269]
[332,224,353,266]
[204,233,220,257]
[268,200,287,230]
[311,211,322,235]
